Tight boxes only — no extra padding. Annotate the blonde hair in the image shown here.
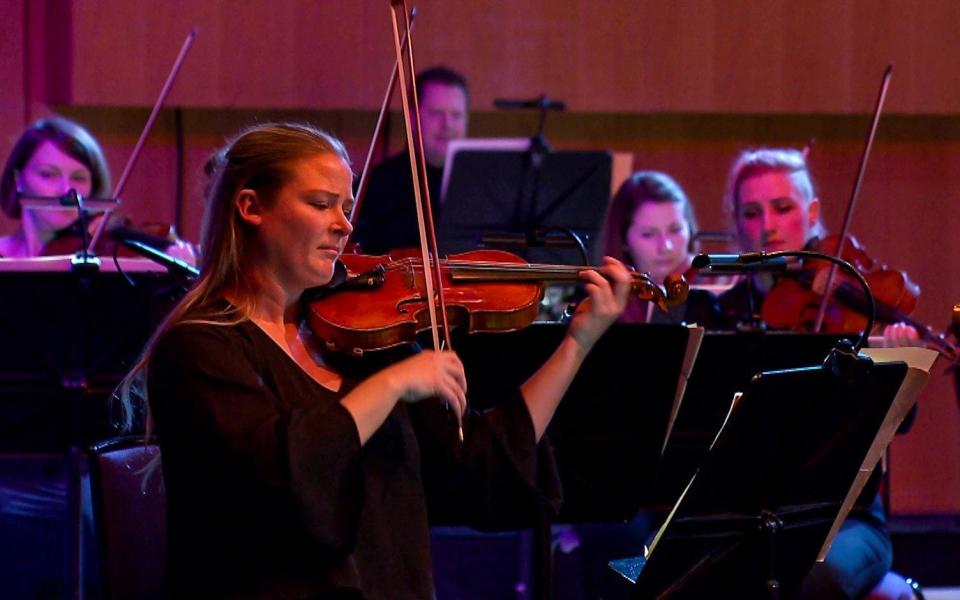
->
[116,123,350,431]
[722,148,825,249]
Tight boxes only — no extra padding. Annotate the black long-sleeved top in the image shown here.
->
[148,312,559,599]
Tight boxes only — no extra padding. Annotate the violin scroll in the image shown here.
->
[662,272,690,308]
[629,270,689,312]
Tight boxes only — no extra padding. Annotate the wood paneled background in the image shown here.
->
[2,0,958,513]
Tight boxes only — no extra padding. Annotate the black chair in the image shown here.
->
[89,436,165,600]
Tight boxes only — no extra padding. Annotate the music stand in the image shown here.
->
[654,332,848,508]
[19,194,120,272]
[449,323,702,600]
[0,259,183,597]
[611,352,920,599]
[438,138,612,265]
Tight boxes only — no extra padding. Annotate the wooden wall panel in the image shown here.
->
[61,0,960,114]
[0,1,25,158]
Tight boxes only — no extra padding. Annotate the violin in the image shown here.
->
[758,65,956,359]
[762,233,918,332]
[40,210,195,261]
[305,249,688,356]
[761,234,956,358]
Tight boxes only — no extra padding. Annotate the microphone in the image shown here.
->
[117,238,200,279]
[691,252,791,273]
[493,96,566,111]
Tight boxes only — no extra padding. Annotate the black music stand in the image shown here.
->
[654,332,848,507]
[0,259,182,599]
[449,323,701,600]
[438,138,612,266]
[611,354,911,600]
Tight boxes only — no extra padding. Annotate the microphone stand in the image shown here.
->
[530,95,557,168]
[58,187,101,599]
[693,251,877,378]
[62,189,102,273]
[114,238,199,282]
[494,93,567,260]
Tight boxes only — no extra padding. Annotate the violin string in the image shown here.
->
[382,258,665,284]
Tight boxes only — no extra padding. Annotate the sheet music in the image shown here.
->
[440,138,530,203]
[647,347,938,565]
[659,325,705,457]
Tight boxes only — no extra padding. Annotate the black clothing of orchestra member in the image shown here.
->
[620,288,721,327]
[148,305,560,600]
[353,151,443,256]
[716,280,893,600]
[716,276,769,330]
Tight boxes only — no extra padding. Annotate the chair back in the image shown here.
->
[89,436,165,600]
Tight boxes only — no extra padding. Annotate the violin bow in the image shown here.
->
[388,0,453,352]
[347,7,416,238]
[388,1,463,440]
[813,64,893,332]
[87,27,199,253]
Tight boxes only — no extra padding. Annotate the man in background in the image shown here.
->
[353,65,469,255]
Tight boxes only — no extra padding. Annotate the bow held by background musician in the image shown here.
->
[0,116,196,262]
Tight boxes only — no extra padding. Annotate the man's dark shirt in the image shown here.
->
[353,151,443,256]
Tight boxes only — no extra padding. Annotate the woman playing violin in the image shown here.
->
[718,148,822,326]
[122,123,631,599]
[0,117,112,257]
[603,170,719,325]
[0,116,196,262]
[718,147,897,600]
[718,147,920,347]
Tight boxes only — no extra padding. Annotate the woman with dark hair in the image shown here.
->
[603,170,719,325]
[0,115,195,261]
[0,116,112,257]
[122,122,631,599]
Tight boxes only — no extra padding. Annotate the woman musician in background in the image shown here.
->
[718,147,919,600]
[717,147,920,348]
[0,116,195,261]
[602,170,720,326]
[0,115,199,597]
